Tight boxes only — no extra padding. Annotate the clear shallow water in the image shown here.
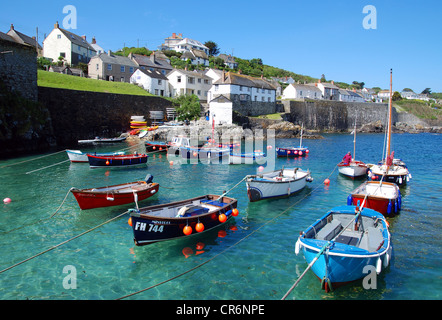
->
[0,133,440,300]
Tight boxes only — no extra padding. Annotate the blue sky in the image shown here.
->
[1,0,441,92]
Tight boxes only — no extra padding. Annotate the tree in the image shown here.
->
[392,91,402,101]
[172,94,201,121]
[352,81,365,89]
[421,88,432,95]
[204,41,220,56]
[402,88,414,92]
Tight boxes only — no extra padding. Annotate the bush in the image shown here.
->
[172,94,201,121]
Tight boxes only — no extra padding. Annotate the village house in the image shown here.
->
[88,51,137,82]
[208,71,277,123]
[315,80,340,100]
[167,68,212,101]
[158,33,183,51]
[173,38,209,55]
[282,83,322,100]
[129,51,172,75]
[6,24,42,56]
[377,90,391,101]
[204,68,223,83]
[180,48,209,67]
[90,37,105,55]
[130,68,169,97]
[218,54,238,69]
[43,22,96,66]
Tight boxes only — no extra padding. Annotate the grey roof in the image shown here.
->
[7,28,42,49]
[169,68,212,80]
[137,68,168,80]
[290,83,322,92]
[93,52,138,67]
[214,72,276,90]
[58,27,96,52]
[0,31,16,42]
[181,48,208,60]
[131,53,172,71]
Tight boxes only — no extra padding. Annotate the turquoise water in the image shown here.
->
[0,133,440,300]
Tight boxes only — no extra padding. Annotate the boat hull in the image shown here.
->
[130,195,237,245]
[337,161,367,178]
[276,147,308,157]
[246,169,311,202]
[87,154,148,168]
[297,205,391,292]
[71,182,159,210]
[349,181,401,216]
[66,150,124,163]
[145,142,168,153]
[368,164,410,186]
[229,152,265,165]
[179,147,230,163]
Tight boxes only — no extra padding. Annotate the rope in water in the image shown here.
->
[0,210,130,275]
[116,166,337,300]
[0,149,68,169]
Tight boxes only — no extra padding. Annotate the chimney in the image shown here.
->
[55,21,59,29]
[331,80,334,85]
[150,52,155,62]
[108,50,111,56]
[10,24,14,31]
[178,33,182,38]
[92,37,96,44]
[172,33,176,39]
[81,35,86,41]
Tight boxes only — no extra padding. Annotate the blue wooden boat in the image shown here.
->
[295,205,391,292]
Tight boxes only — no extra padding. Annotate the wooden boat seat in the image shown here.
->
[365,227,384,251]
[316,219,343,241]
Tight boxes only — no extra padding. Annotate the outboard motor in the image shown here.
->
[145,174,154,184]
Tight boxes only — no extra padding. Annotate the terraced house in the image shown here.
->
[88,51,137,82]
[43,22,96,66]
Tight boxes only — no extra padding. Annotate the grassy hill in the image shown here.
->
[37,70,153,96]
[393,99,442,121]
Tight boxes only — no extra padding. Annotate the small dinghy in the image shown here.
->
[129,194,238,246]
[66,150,125,163]
[71,175,159,210]
[246,167,313,202]
[295,205,391,292]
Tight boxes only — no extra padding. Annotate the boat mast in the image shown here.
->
[385,69,393,166]
[299,123,303,148]
[353,118,356,161]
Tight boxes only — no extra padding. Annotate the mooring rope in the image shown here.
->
[25,159,70,174]
[0,210,130,275]
[116,168,334,300]
[0,149,67,169]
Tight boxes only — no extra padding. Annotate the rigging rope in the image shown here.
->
[0,149,67,169]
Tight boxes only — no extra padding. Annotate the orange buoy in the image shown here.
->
[232,208,239,216]
[218,230,227,238]
[169,160,174,165]
[182,247,193,258]
[299,151,303,156]
[183,225,192,235]
[218,213,227,223]
[324,178,330,185]
[196,242,205,250]
[128,217,133,227]
[195,222,205,233]
[106,160,110,165]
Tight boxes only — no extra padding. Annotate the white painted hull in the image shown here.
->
[338,161,367,178]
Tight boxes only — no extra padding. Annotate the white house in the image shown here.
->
[130,68,169,97]
[377,90,391,100]
[282,83,322,100]
[90,37,105,55]
[208,71,276,104]
[209,95,233,125]
[43,22,96,66]
[180,48,209,67]
[173,38,209,55]
[316,80,340,100]
[167,69,212,101]
[204,68,223,83]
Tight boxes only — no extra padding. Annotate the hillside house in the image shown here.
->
[218,54,238,69]
[208,71,277,118]
[282,83,322,100]
[180,48,209,67]
[6,24,42,56]
[129,51,172,75]
[130,68,169,97]
[316,80,340,100]
[167,69,212,101]
[173,38,209,55]
[377,90,391,101]
[158,33,183,51]
[88,51,137,82]
[43,22,96,66]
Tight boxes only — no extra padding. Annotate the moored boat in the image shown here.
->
[295,205,391,292]
[179,145,230,163]
[246,167,313,202]
[348,181,401,216]
[338,160,368,179]
[78,136,127,144]
[229,151,265,165]
[129,194,238,246]
[276,123,309,157]
[71,175,159,210]
[145,141,168,153]
[66,149,125,163]
[87,153,148,168]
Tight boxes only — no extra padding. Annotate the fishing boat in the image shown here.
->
[229,151,265,165]
[71,175,159,210]
[87,153,148,168]
[295,205,391,292]
[66,150,125,163]
[180,145,230,163]
[145,141,168,153]
[246,167,313,202]
[129,194,238,246]
[167,136,193,155]
[348,181,401,216]
[337,120,368,178]
[368,69,410,186]
[78,136,127,144]
[276,124,309,157]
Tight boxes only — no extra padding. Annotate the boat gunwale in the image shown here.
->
[71,181,158,195]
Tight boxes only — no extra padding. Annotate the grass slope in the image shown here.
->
[37,70,153,96]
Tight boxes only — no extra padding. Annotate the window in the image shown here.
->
[188,77,195,84]
[197,90,201,95]
[107,64,112,71]
[240,86,243,91]
[158,79,162,85]
[300,91,303,96]
[60,52,65,58]
[155,89,159,95]
[204,79,209,84]
[268,97,271,102]
[198,78,201,83]
[130,67,134,73]
[96,64,99,71]
[177,76,181,83]
[57,35,61,39]
[214,84,219,91]
[121,66,125,72]
[120,77,125,82]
